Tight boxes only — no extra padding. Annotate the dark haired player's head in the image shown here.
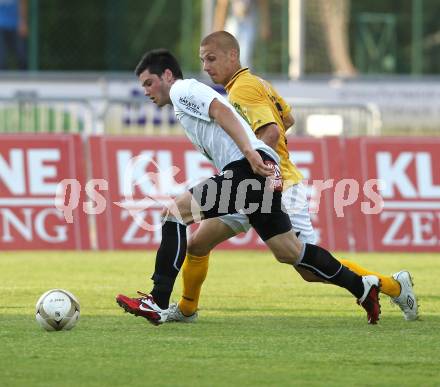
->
[135,49,183,80]
[135,49,183,107]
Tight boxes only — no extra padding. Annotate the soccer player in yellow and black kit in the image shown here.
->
[166,31,418,323]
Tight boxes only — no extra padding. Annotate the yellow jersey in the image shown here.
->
[224,68,303,187]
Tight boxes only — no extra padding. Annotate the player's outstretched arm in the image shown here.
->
[209,98,273,177]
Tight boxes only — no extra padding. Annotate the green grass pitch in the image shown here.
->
[1,251,439,387]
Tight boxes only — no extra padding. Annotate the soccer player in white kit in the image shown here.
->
[116,49,381,325]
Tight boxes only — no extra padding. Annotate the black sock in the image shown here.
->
[331,266,364,299]
[298,244,364,299]
[150,220,187,309]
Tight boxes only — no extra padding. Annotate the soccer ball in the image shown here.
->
[35,289,80,331]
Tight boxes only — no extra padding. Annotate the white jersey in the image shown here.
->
[169,79,279,171]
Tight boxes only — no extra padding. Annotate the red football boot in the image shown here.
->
[357,275,381,324]
[116,291,168,325]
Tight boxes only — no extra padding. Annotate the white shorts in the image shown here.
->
[218,183,317,244]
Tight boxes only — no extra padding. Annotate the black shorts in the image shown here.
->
[190,151,292,241]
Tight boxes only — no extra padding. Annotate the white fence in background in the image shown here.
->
[285,98,382,137]
[0,96,94,134]
[0,95,382,137]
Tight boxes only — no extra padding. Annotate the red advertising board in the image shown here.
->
[288,136,350,251]
[88,136,350,251]
[348,137,440,252]
[89,136,217,250]
[0,134,90,250]
[89,135,440,252]
[5,134,435,252]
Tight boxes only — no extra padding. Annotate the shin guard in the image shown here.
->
[298,244,364,298]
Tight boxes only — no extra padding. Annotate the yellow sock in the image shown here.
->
[178,253,210,316]
[339,258,400,297]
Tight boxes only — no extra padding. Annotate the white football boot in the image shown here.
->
[391,271,419,321]
[166,303,198,323]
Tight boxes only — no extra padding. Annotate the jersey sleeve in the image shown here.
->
[246,104,278,132]
[273,88,292,119]
[170,80,217,122]
[229,84,277,132]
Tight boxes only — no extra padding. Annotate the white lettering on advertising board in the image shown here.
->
[1,208,67,243]
[376,149,440,247]
[0,149,60,195]
[116,150,216,198]
[377,152,440,199]
[380,211,439,246]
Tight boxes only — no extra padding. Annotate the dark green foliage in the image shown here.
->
[350,0,440,74]
[37,0,201,72]
[34,0,440,74]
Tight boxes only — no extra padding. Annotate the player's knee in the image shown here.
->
[187,234,212,257]
[170,192,199,225]
[266,234,301,264]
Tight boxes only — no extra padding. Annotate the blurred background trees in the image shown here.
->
[25,0,440,76]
